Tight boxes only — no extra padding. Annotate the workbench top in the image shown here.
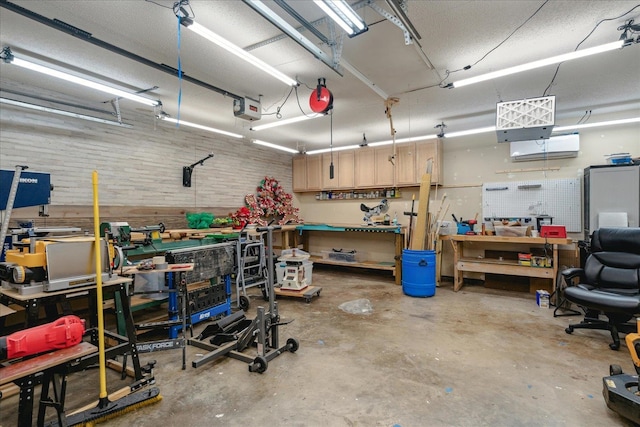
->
[0,276,132,301]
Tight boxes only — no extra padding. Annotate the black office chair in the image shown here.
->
[563,227,640,350]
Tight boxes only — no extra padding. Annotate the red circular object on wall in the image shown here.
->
[309,86,333,113]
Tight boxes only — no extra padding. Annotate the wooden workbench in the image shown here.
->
[440,234,573,292]
[294,223,405,285]
[1,342,97,426]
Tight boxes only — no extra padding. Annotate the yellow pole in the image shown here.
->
[92,171,108,399]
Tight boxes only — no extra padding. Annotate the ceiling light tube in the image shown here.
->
[4,53,160,106]
[253,139,300,153]
[0,97,133,127]
[306,144,361,155]
[452,40,624,88]
[553,117,640,132]
[161,116,243,139]
[444,126,496,138]
[314,0,368,37]
[181,20,297,86]
[250,113,324,131]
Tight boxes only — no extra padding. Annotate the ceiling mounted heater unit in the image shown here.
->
[496,96,555,143]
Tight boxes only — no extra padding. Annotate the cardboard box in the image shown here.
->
[536,290,550,308]
[518,252,532,266]
[495,225,531,237]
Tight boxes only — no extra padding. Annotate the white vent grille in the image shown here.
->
[496,96,555,142]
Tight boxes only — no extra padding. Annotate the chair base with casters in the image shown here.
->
[561,227,640,350]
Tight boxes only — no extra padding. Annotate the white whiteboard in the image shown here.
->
[482,178,582,232]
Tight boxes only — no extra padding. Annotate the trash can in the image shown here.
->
[402,249,436,297]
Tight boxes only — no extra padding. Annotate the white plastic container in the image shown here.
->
[276,260,313,285]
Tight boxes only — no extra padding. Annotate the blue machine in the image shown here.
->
[1,169,53,262]
[0,169,51,210]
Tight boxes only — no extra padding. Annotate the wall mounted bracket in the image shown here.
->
[183,153,214,187]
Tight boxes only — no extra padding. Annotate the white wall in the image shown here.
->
[0,79,293,211]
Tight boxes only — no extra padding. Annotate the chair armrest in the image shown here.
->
[561,267,585,283]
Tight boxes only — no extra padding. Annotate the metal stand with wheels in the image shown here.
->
[190,225,299,373]
[235,233,268,311]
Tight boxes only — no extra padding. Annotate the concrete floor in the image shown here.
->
[1,265,637,426]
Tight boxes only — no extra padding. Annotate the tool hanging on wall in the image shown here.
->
[384,97,400,165]
[183,153,214,187]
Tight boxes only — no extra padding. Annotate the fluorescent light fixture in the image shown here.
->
[314,0,367,37]
[553,117,640,132]
[180,19,297,86]
[444,126,496,138]
[2,50,160,107]
[160,116,243,139]
[250,113,324,131]
[306,144,360,155]
[252,139,300,154]
[0,97,133,127]
[452,40,624,88]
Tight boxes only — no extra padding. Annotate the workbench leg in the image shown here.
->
[395,232,403,285]
[16,376,36,427]
[25,299,40,327]
[37,371,68,427]
[451,241,463,292]
[435,238,443,287]
[117,284,144,380]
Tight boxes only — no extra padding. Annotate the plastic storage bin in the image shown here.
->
[321,250,363,263]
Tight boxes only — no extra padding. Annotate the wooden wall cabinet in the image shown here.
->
[292,139,443,192]
[374,146,395,187]
[338,151,355,188]
[292,155,322,191]
[395,139,443,186]
[321,152,355,189]
[292,156,307,192]
[354,147,375,188]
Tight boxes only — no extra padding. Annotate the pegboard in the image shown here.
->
[482,178,581,232]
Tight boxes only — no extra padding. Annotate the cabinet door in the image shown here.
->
[355,148,375,188]
[338,151,355,188]
[415,139,442,185]
[395,143,416,186]
[292,156,307,192]
[375,146,395,187]
[306,155,323,190]
[322,153,338,189]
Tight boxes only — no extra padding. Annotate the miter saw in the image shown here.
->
[360,198,389,226]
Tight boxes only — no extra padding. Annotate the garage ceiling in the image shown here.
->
[1,0,639,152]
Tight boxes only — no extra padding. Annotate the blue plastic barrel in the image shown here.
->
[402,249,436,297]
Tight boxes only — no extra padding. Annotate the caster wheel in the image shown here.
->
[249,355,268,374]
[239,295,250,311]
[287,337,299,353]
[610,364,623,375]
[565,326,573,334]
[609,342,620,351]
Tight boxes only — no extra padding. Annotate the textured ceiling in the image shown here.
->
[0,0,639,151]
